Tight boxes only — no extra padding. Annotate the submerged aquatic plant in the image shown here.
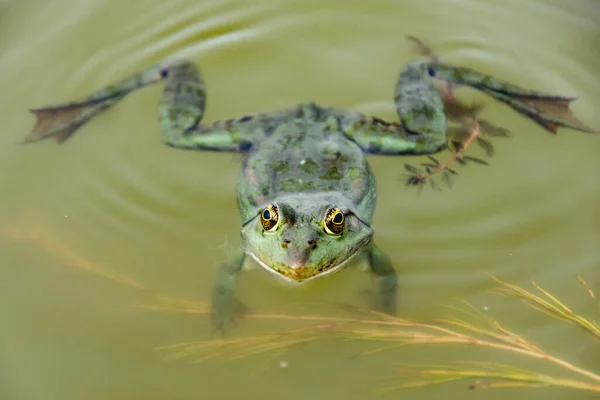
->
[401,35,510,191]
[6,217,599,394]
[147,277,599,394]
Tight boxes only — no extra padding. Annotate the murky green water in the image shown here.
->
[1,0,599,399]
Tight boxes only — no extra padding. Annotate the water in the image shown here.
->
[1,0,599,399]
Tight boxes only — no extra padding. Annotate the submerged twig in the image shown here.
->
[403,120,482,189]
[402,34,511,191]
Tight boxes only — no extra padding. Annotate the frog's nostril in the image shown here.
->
[307,239,317,249]
[282,239,291,248]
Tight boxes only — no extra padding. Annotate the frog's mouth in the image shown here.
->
[248,247,365,283]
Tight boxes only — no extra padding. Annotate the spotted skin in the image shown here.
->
[236,105,374,221]
[23,41,598,333]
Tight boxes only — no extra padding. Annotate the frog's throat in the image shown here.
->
[248,248,365,284]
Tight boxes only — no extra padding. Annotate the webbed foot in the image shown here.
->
[485,93,600,135]
[22,61,169,144]
[23,99,117,144]
[403,119,482,189]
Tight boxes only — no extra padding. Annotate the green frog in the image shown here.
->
[22,37,598,333]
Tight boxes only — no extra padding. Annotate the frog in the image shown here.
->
[22,36,598,333]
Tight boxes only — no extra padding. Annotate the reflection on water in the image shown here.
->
[1,0,599,399]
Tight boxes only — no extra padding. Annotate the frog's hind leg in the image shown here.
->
[158,63,298,152]
[432,63,600,135]
[405,35,463,116]
[23,58,276,151]
[23,62,168,144]
[405,35,509,137]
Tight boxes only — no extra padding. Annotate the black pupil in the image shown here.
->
[427,66,435,77]
[160,68,169,78]
[263,209,271,220]
[333,213,343,224]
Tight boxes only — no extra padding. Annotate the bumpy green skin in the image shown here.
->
[394,61,447,145]
[24,52,597,333]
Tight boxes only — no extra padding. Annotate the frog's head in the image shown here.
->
[241,197,373,283]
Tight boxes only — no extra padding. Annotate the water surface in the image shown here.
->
[1,0,599,399]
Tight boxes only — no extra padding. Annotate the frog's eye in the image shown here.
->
[324,207,345,236]
[260,204,279,232]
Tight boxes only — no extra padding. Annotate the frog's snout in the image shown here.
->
[282,237,317,270]
[287,258,307,270]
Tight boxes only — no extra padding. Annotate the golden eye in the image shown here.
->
[324,207,345,235]
[260,204,279,232]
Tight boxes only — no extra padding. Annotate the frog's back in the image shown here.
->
[236,103,376,222]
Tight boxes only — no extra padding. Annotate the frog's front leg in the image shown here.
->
[211,251,247,335]
[367,245,397,316]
